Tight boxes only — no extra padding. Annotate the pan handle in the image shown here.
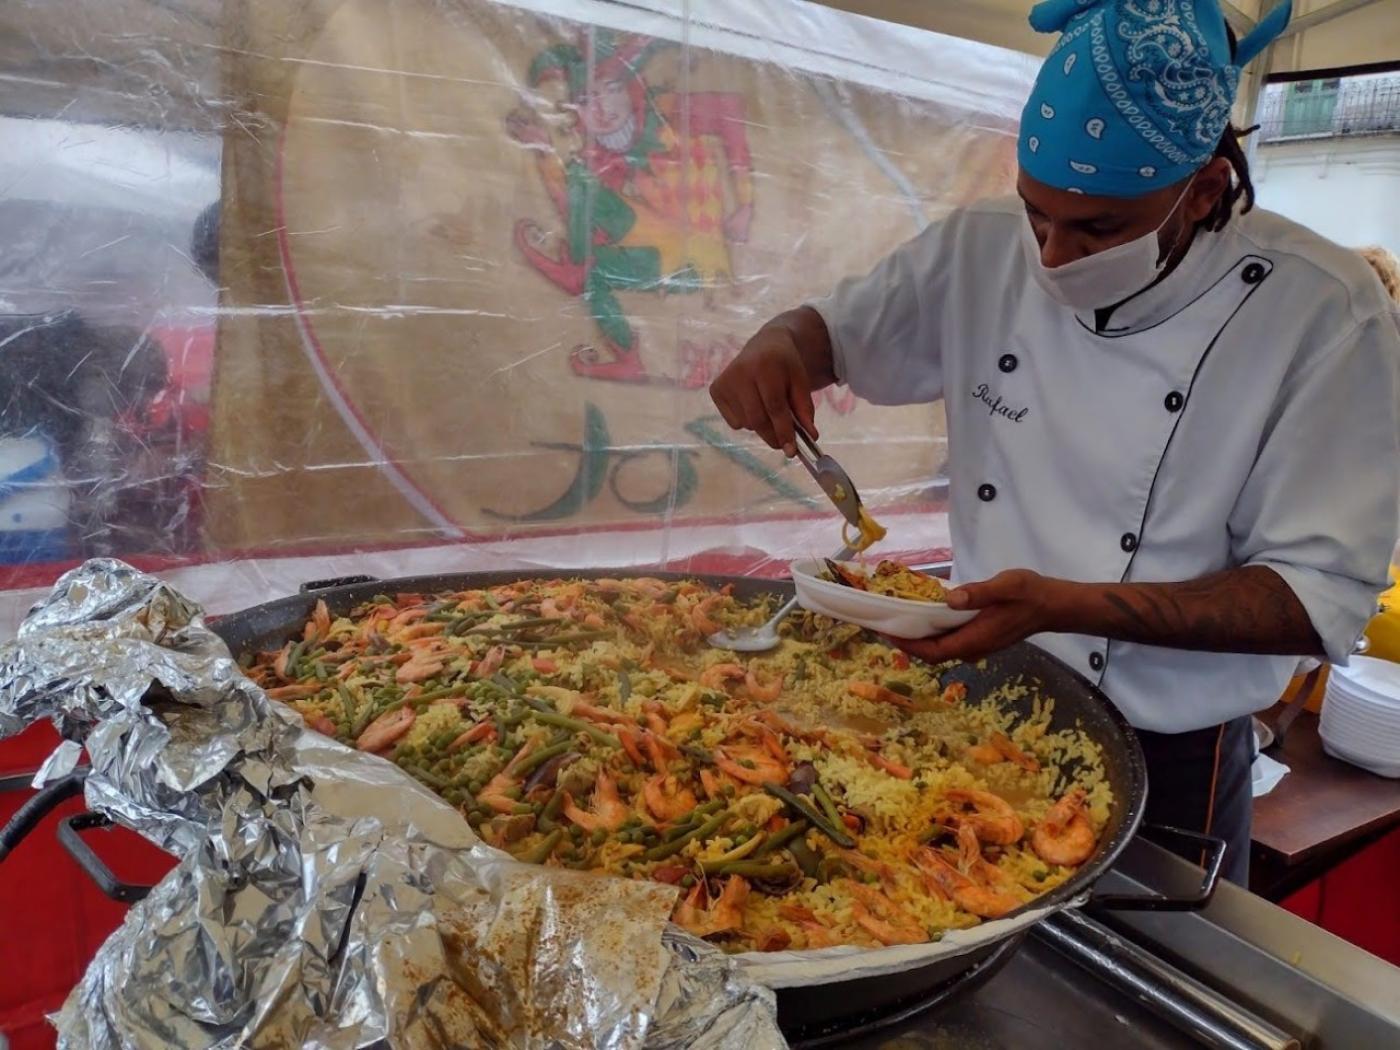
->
[300,575,378,593]
[1090,824,1226,912]
[0,769,89,863]
[57,812,156,903]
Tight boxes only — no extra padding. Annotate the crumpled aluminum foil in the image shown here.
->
[0,560,784,1049]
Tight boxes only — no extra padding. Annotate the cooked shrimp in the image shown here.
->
[644,773,698,822]
[571,700,636,727]
[642,730,678,769]
[272,642,295,680]
[561,770,629,832]
[396,654,444,684]
[914,849,1021,919]
[388,606,428,631]
[1030,787,1096,867]
[966,731,1039,772]
[303,710,338,736]
[755,709,830,746]
[867,750,913,780]
[304,599,332,643]
[743,670,784,703]
[448,721,496,751]
[397,622,446,641]
[700,663,747,690]
[267,683,320,701]
[713,743,789,786]
[752,928,792,952]
[778,903,836,948]
[472,644,507,679]
[619,728,648,768]
[699,767,726,799]
[355,706,416,752]
[479,770,523,814]
[943,788,1025,846]
[690,595,724,636]
[847,681,914,710]
[675,876,749,938]
[848,883,926,945]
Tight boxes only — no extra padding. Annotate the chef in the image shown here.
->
[710,0,1400,883]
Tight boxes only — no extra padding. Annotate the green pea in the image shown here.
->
[680,874,696,888]
[590,828,608,846]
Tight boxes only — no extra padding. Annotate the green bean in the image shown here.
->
[469,616,555,635]
[338,684,358,724]
[414,685,466,704]
[618,670,632,704]
[644,809,732,861]
[521,630,612,647]
[811,783,845,831]
[662,798,725,841]
[539,788,566,827]
[448,612,491,635]
[886,680,914,697]
[788,838,820,878]
[519,828,564,864]
[510,801,535,815]
[409,765,449,790]
[754,819,809,858]
[490,673,522,695]
[761,782,855,848]
[284,640,306,678]
[313,659,329,680]
[713,860,799,880]
[525,704,619,748]
[513,740,572,778]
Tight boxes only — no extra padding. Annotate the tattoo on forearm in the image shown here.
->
[1093,566,1323,656]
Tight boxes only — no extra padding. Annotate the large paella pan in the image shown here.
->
[211,569,1151,1032]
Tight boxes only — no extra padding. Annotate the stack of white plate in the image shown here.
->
[1319,656,1400,777]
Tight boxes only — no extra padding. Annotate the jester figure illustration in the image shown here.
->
[509,31,754,383]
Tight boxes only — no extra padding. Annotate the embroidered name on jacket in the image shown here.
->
[972,382,1029,422]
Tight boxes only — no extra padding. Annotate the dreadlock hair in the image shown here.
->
[1202,24,1257,233]
[1202,122,1257,233]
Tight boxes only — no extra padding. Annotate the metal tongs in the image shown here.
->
[792,420,866,551]
[705,420,865,652]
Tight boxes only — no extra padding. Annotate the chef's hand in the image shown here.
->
[710,308,834,457]
[889,570,1065,664]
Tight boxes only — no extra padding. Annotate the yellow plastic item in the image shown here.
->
[1278,566,1399,714]
[1364,566,1400,664]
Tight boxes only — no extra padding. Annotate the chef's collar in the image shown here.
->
[1085,222,1232,335]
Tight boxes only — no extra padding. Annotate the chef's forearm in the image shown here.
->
[1052,565,1325,657]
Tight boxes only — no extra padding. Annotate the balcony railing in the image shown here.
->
[1257,79,1400,142]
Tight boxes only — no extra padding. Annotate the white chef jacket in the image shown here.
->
[812,196,1400,733]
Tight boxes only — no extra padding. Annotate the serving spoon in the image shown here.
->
[707,545,856,653]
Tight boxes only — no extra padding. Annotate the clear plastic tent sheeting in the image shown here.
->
[0,0,1037,631]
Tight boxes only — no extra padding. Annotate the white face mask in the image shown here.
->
[1020,179,1195,312]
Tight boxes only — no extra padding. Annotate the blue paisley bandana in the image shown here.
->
[1017,0,1291,197]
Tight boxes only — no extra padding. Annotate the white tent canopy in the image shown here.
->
[818,1,1400,77]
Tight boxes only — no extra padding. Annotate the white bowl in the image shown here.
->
[789,559,977,640]
[1329,657,1400,708]
[1320,736,1400,778]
